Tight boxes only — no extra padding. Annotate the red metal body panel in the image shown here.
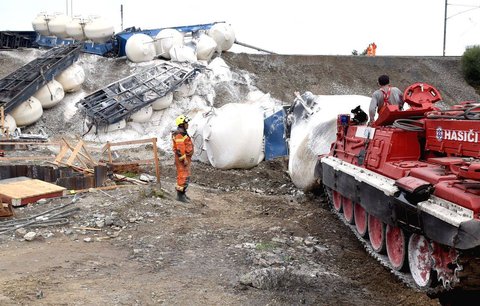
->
[434,180,480,212]
[425,119,480,158]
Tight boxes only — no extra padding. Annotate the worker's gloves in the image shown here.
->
[182,159,188,166]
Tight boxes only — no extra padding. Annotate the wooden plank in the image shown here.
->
[54,145,70,164]
[66,139,84,166]
[0,179,66,206]
[152,138,161,184]
[0,156,54,161]
[106,138,156,147]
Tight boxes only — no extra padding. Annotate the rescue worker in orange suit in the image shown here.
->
[371,42,377,56]
[172,115,194,202]
[366,44,373,56]
[368,74,404,126]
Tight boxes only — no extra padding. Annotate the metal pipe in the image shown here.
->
[443,0,448,56]
[234,40,276,54]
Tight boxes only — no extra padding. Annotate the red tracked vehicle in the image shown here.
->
[318,83,480,294]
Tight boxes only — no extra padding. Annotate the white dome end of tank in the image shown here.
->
[10,97,44,127]
[154,29,184,59]
[84,16,114,43]
[169,45,197,63]
[66,16,90,41]
[152,92,173,110]
[32,12,52,36]
[196,34,217,61]
[125,34,156,63]
[48,13,72,39]
[33,79,65,109]
[174,80,198,98]
[87,119,127,134]
[56,63,85,92]
[3,114,17,132]
[130,106,153,123]
[208,23,235,52]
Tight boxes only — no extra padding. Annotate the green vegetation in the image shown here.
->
[461,45,480,92]
[255,242,276,251]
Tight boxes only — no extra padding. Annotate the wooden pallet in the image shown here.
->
[0,178,66,206]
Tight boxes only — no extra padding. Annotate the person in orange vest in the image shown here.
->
[366,44,373,56]
[371,42,377,56]
[172,114,194,202]
[368,75,404,126]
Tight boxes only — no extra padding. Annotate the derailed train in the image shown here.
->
[315,83,480,294]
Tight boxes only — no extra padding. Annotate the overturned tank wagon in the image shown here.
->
[316,82,480,296]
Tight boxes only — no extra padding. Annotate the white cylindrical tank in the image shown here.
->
[10,97,44,127]
[33,80,65,109]
[174,80,197,98]
[32,12,51,36]
[84,16,114,43]
[130,105,153,123]
[203,103,264,169]
[125,34,156,63]
[48,13,72,39]
[154,29,184,59]
[56,63,85,92]
[196,34,217,61]
[208,23,235,52]
[2,114,17,133]
[66,16,90,40]
[151,92,173,110]
[169,45,197,63]
[287,94,371,191]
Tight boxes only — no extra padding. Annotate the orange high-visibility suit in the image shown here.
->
[172,126,194,192]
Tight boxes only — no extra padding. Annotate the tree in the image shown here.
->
[461,45,480,91]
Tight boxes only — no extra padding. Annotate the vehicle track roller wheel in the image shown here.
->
[368,214,386,254]
[342,196,354,224]
[386,225,408,271]
[408,234,435,289]
[354,202,368,237]
[332,190,342,212]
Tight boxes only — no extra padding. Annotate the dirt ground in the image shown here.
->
[0,157,438,306]
[2,51,479,305]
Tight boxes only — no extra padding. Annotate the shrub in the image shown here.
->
[461,45,480,90]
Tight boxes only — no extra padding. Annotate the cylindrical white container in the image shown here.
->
[84,16,114,43]
[48,13,72,39]
[66,16,90,40]
[154,29,184,59]
[130,105,153,123]
[208,23,236,52]
[169,45,197,63]
[32,12,52,36]
[2,114,17,133]
[151,92,173,110]
[10,97,44,126]
[33,80,65,109]
[196,34,217,61]
[125,33,156,63]
[174,80,197,98]
[56,63,85,92]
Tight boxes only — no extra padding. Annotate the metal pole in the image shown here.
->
[443,0,448,56]
[121,4,124,31]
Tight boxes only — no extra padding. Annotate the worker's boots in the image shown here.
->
[176,190,189,203]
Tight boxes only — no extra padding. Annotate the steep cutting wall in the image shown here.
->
[223,53,480,107]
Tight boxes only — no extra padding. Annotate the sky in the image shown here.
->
[0,0,479,56]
